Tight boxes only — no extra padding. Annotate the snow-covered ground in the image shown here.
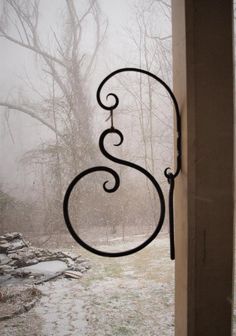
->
[1,234,174,336]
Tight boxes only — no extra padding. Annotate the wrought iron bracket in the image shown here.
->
[63,68,181,259]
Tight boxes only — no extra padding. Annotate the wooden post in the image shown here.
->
[172,1,234,335]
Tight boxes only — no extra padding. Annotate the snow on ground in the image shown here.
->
[1,234,174,336]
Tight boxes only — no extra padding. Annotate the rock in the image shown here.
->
[0,232,90,283]
[0,275,11,284]
[63,258,75,269]
[0,244,9,253]
[24,259,39,266]
[7,239,28,252]
[64,270,83,279]
[0,254,10,265]
[0,265,13,274]
[63,251,80,260]
[75,258,87,264]
[2,232,22,241]
[13,270,32,278]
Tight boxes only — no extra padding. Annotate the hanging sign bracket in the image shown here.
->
[63,68,181,260]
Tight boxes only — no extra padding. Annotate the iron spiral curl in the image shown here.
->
[63,127,165,257]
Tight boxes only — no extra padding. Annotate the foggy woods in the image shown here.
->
[1,3,236,336]
[0,0,173,244]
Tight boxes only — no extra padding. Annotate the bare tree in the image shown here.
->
[113,0,172,229]
[0,0,107,232]
[0,0,107,176]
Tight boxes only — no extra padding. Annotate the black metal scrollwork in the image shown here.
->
[63,68,181,259]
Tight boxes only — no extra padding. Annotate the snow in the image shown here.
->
[19,261,68,274]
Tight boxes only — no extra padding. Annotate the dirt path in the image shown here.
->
[1,236,174,336]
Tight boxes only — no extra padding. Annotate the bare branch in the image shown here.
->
[52,28,65,58]
[79,0,96,23]
[0,30,68,69]
[155,0,171,9]
[8,0,32,44]
[85,5,108,78]
[0,102,64,138]
[146,34,171,41]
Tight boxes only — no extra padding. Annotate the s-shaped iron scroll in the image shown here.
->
[63,68,181,259]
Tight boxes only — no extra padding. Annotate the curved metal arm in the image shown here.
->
[97,67,181,178]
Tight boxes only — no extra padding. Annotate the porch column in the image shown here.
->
[172,1,234,335]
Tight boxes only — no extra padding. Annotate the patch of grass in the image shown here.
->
[112,325,134,336]
[80,273,105,288]
[103,263,123,278]
[109,294,120,301]
[129,243,174,282]
[81,260,123,288]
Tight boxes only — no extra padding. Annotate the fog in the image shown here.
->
[0,0,173,250]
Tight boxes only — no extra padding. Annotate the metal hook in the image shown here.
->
[105,110,114,129]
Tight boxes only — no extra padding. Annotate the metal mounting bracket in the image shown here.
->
[63,68,181,259]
